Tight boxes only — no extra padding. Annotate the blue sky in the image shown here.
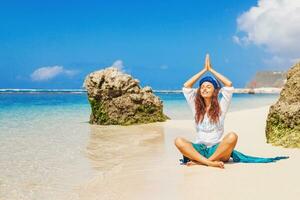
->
[0,0,298,89]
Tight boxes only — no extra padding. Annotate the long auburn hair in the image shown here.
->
[195,87,221,124]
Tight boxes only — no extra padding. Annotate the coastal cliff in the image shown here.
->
[246,71,287,88]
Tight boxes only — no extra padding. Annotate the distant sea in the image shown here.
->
[0,89,280,121]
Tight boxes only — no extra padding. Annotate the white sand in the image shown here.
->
[2,106,298,200]
[75,106,299,200]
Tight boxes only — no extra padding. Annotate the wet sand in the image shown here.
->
[1,106,299,199]
[78,106,299,200]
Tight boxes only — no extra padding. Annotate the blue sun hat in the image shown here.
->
[198,76,221,89]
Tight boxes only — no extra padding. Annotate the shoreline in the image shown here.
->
[0,87,282,94]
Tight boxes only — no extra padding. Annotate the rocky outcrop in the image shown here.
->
[83,67,169,125]
[265,62,300,148]
[246,71,287,88]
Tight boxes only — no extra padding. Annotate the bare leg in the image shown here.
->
[174,137,224,168]
[208,132,238,162]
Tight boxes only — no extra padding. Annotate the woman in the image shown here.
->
[175,54,289,169]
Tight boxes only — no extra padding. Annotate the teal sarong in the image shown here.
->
[179,142,289,165]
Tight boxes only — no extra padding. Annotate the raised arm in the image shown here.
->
[183,68,206,88]
[206,54,233,87]
[210,68,233,87]
[183,54,209,88]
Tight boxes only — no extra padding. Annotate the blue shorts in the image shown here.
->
[179,142,220,165]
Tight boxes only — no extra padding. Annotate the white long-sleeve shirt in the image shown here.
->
[182,86,234,147]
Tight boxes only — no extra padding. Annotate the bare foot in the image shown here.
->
[186,160,224,169]
[209,161,224,169]
[186,160,198,166]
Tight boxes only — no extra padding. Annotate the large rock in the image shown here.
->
[83,67,169,125]
[265,62,300,148]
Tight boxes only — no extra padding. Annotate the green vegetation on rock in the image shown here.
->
[265,62,300,148]
[266,113,300,148]
[88,98,109,124]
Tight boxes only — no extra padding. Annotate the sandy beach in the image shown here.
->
[1,104,299,200]
[74,105,299,200]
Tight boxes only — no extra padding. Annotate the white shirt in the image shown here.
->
[182,86,234,147]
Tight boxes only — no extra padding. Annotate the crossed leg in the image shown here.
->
[208,132,238,162]
[174,131,238,167]
[174,137,224,168]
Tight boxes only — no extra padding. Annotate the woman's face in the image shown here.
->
[200,82,215,98]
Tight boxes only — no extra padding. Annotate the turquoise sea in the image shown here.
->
[0,90,280,121]
[0,91,280,136]
[0,90,280,199]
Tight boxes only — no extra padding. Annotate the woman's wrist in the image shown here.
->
[199,68,207,75]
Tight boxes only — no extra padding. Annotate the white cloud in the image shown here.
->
[234,0,300,67]
[263,56,300,69]
[232,35,241,45]
[30,65,78,81]
[111,60,125,71]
